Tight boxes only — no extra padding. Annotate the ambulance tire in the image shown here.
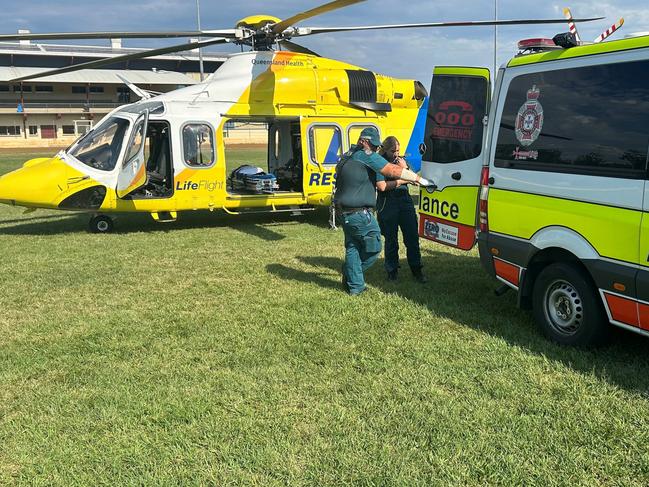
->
[89,215,114,234]
[532,263,610,347]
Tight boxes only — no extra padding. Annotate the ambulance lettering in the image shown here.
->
[432,100,475,141]
[419,194,460,220]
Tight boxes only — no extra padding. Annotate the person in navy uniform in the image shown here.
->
[334,127,433,295]
[376,136,426,283]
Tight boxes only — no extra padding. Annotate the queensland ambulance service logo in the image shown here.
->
[515,85,543,147]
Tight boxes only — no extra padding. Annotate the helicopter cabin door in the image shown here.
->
[418,67,490,250]
[116,110,149,198]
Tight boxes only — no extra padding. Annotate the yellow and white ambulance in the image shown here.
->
[419,34,649,346]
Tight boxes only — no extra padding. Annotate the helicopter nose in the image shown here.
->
[0,172,18,205]
[0,158,70,208]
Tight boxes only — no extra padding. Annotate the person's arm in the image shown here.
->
[366,153,435,188]
[376,179,407,192]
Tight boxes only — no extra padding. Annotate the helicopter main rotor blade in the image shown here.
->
[272,0,365,35]
[0,30,237,41]
[278,40,320,57]
[10,37,231,82]
[294,17,605,36]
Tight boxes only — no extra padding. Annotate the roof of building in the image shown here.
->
[0,66,198,85]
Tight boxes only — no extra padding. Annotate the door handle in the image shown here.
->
[451,172,462,181]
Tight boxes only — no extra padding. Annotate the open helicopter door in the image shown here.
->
[418,67,490,250]
[116,110,149,198]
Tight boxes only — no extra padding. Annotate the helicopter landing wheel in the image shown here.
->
[88,214,114,234]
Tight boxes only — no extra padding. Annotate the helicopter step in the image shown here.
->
[221,204,315,216]
[151,211,178,223]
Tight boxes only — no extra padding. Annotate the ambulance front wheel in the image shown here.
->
[532,262,610,347]
[88,215,114,234]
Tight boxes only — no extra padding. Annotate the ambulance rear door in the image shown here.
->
[418,67,490,250]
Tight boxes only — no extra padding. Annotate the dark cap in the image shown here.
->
[359,127,381,147]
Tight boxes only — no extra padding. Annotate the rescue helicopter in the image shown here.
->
[0,0,601,232]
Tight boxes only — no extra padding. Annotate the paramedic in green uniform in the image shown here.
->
[376,136,427,283]
[335,127,434,295]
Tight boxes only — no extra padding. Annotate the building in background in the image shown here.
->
[0,37,226,148]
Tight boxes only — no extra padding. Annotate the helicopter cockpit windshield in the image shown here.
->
[68,116,130,171]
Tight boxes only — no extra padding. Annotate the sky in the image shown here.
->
[1,1,647,85]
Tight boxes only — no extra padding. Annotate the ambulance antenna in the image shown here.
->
[594,18,625,43]
[563,7,581,44]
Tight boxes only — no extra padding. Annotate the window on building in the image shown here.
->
[0,126,22,136]
[0,85,9,92]
[308,125,342,166]
[62,125,76,135]
[182,123,215,167]
[495,59,649,178]
[28,125,38,136]
[117,86,131,104]
[72,86,87,94]
[89,86,104,93]
[35,85,53,92]
[40,125,57,139]
[13,85,32,92]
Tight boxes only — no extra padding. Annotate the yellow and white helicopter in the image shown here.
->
[0,0,600,232]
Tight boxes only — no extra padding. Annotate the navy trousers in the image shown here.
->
[377,191,422,274]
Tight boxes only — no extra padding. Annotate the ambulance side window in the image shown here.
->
[494,60,649,178]
[423,76,487,163]
[308,125,342,167]
[182,123,215,168]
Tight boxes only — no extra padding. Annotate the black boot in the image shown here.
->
[412,268,428,283]
[387,270,398,281]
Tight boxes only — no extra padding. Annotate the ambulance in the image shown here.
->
[419,33,649,346]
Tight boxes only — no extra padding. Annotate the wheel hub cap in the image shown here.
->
[544,279,583,336]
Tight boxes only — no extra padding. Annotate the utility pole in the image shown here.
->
[196,0,205,81]
[493,0,498,80]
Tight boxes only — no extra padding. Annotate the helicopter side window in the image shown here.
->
[124,120,145,164]
[182,123,215,167]
[348,124,380,150]
[308,125,342,167]
[69,117,130,171]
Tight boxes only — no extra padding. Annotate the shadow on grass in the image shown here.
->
[0,208,330,236]
[268,251,649,394]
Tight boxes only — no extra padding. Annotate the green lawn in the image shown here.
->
[1,150,649,485]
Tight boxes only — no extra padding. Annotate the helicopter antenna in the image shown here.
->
[563,7,581,44]
[594,18,625,43]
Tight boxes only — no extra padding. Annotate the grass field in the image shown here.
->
[1,149,649,485]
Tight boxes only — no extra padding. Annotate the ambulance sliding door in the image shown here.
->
[418,67,490,250]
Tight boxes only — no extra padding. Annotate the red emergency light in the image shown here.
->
[517,37,562,52]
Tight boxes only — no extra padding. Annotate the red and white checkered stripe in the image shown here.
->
[594,18,625,43]
[562,8,581,43]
